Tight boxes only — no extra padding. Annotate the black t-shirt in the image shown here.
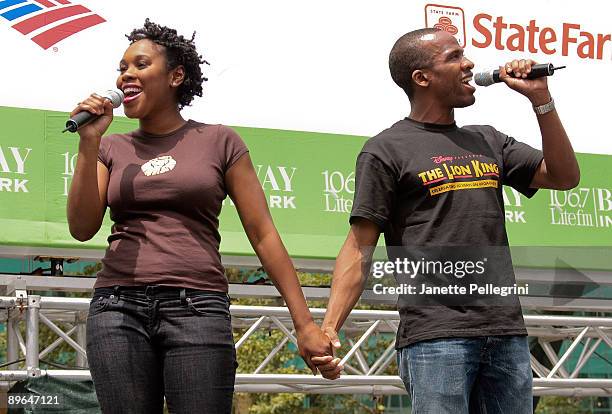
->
[350,118,543,348]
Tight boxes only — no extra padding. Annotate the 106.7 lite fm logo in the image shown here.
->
[550,188,612,228]
[321,169,354,213]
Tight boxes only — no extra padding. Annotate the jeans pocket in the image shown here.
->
[186,296,230,319]
[88,295,110,317]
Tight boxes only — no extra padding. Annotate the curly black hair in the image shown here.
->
[126,18,208,109]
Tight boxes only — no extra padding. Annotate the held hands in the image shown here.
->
[310,326,344,380]
[499,59,552,106]
[296,322,337,375]
[296,323,344,379]
[70,93,114,141]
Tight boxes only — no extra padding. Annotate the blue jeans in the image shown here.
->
[397,336,533,414]
[86,285,237,414]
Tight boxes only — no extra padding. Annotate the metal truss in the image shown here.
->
[1,281,611,397]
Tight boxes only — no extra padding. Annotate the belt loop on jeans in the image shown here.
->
[111,286,120,303]
[180,288,187,305]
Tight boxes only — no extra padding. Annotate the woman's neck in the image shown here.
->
[139,107,186,135]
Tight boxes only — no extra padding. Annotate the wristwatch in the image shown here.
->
[533,98,555,115]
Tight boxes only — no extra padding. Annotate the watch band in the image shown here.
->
[533,98,555,115]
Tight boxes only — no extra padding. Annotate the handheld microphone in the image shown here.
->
[63,89,124,133]
[474,63,566,87]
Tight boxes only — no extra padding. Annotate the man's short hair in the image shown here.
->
[389,28,441,99]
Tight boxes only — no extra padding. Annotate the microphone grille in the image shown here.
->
[474,71,495,87]
[103,89,125,107]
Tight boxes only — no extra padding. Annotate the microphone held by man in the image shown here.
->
[475,63,566,87]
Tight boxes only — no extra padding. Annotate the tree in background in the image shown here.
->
[535,396,584,414]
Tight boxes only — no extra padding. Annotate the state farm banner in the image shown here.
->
[0,106,611,263]
[0,1,610,155]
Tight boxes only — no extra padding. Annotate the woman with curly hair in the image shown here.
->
[67,19,332,413]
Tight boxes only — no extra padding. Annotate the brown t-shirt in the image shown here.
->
[95,120,248,292]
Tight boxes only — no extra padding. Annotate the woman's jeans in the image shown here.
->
[397,336,533,414]
[86,285,237,414]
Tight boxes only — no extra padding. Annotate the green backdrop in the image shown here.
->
[0,106,610,268]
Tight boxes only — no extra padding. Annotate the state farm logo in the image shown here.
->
[472,14,611,60]
[425,3,612,61]
[425,4,466,47]
[0,0,105,49]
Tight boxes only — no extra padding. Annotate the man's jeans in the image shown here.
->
[397,336,533,414]
[86,285,237,414]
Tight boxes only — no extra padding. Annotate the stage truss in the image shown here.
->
[0,274,611,397]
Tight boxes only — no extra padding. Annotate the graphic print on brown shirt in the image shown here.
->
[96,120,248,292]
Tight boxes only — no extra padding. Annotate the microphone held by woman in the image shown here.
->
[63,89,124,133]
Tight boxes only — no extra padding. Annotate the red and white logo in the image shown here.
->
[424,3,611,60]
[0,0,105,49]
[425,4,466,47]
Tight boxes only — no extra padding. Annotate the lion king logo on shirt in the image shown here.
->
[418,154,500,196]
[141,155,176,177]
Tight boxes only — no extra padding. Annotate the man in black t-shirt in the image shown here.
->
[311,28,579,413]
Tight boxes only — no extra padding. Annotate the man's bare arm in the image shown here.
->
[312,218,381,379]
